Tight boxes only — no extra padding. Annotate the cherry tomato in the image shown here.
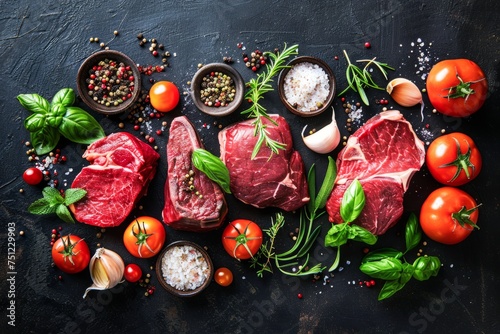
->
[420,187,480,245]
[222,219,263,260]
[426,132,482,186]
[22,167,43,185]
[149,81,180,112]
[214,267,233,287]
[426,59,488,117]
[51,234,90,274]
[124,264,143,283]
[123,216,166,258]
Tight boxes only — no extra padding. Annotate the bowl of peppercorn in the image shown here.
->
[77,50,142,115]
[190,63,245,117]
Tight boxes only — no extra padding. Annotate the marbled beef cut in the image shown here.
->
[70,132,160,227]
[162,116,228,232]
[326,110,425,235]
[218,115,309,211]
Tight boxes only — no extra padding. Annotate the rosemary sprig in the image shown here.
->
[241,44,299,159]
[338,50,394,105]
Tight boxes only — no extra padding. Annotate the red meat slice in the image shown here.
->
[218,115,309,212]
[326,110,425,235]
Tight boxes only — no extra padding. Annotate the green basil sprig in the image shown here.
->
[360,214,441,300]
[28,187,87,223]
[324,180,377,271]
[18,88,105,155]
[191,148,231,194]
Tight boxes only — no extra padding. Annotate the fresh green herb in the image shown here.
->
[338,50,394,105]
[241,44,299,159]
[359,214,441,301]
[251,156,336,277]
[18,88,105,155]
[28,187,87,223]
[324,180,377,271]
[191,148,231,194]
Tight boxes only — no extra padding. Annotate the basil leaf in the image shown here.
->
[25,113,47,132]
[306,164,316,214]
[348,224,377,245]
[405,213,422,253]
[362,248,403,264]
[314,156,337,211]
[31,126,60,155]
[51,88,75,107]
[359,257,403,280]
[378,264,413,301]
[59,106,105,144]
[63,188,87,205]
[17,93,50,114]
[340,179,365,223]
[192,148,231,194]
[28,198,57,215]
[56,204,76,224]
[412,256,441,281]
[324,223,349,248]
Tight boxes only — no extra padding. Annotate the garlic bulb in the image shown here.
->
[386,78,425,121]
[83,247,125,298]
[301,107,340,154]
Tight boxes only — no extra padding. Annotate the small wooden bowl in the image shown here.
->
[278,56,336,117]
[76,50,141,115]
[156,240,214,297]
[190,63,245,116]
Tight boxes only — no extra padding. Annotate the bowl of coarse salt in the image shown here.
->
[156,240,214,297]
[278,56,336,117]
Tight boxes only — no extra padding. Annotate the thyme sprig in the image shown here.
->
[251,156,337,277]
[241,44,299,159]
[338,50,394,105]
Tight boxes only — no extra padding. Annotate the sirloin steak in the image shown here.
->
[326,110,425,235]
[71,132,160,227]
[218,115,309,211]
[162,116,228,232]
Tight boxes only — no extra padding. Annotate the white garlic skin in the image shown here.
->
[83,247,125,299]
[301,108,340,154]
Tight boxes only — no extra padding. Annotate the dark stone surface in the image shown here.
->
[1,0,499,333]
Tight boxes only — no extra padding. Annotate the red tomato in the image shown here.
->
[214,267,233,287]
[123,216,166,258]
[51,234,90,274]
[426,59,488,117]
[124,264,143,283]
[149,81,180,112]
[420,187,480,245]
[222,219,263,260]
[23,167,43,185]
[426,132,482,186]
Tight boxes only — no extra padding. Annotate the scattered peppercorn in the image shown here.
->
[364,42,371,49]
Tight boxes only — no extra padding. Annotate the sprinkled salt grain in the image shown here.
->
[450,264,454,268]
[283,62,330,112]
[346,260,351,265]
[338,267,344,272]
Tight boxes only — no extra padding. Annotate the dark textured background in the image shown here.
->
[1,0,499,333]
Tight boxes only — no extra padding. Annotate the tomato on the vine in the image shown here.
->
[426,132,482,186]
[222,219,263,260]
[51,234,90,274]
[214,267,233,286]
[123,216,166,258]
[420,187,480,245]
[23,167,43,185]
[426,59,488,117]
[124,264,143,283]
[149,81,180,112]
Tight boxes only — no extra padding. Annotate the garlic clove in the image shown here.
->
[301,107,340,154]
[387,78,425,121]
[83,247,125,298]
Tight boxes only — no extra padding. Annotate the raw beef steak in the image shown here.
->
[71,132,160,227]
[218,115,309,211]
[162,116,228,232]
[326,110,425,235]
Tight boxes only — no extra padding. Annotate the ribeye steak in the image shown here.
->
[162,116,228,232]
[71,132,160,227]
[326,110,425,235]
[218,115,309,211]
